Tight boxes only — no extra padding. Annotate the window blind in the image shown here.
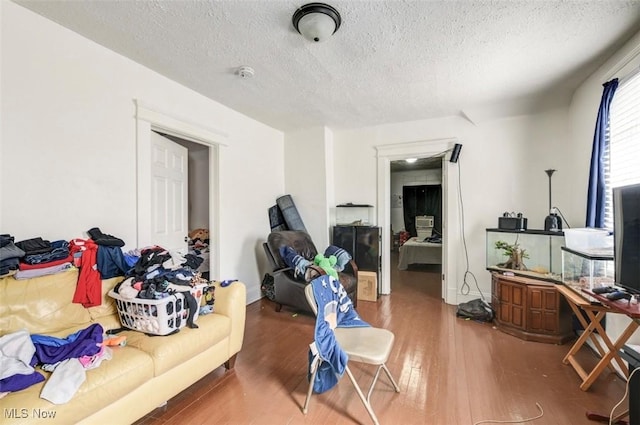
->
[603,70,640,229]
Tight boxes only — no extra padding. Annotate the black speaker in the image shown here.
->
[450,143,462,163]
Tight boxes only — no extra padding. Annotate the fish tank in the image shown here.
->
[486,228,565,282]
[561,246,614,292]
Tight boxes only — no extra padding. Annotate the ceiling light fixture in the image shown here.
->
[405,158,418,163]
[292,3,341,43]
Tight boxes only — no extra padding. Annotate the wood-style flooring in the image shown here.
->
[134,254,628,425]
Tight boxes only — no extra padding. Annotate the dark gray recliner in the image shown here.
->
[263,230,358,313]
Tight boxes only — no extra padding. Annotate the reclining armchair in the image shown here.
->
[263,230,358,313]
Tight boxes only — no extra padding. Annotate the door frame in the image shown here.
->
[376,138,459,305]
[135,100,227,279]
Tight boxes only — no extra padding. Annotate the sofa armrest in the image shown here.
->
[212,281,246,358]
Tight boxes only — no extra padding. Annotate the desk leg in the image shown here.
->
[583,310,619,373]
[564,310,618,384]
[579,319,637,391]
[563,308,609,367]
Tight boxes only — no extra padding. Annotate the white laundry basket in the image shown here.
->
[108,284,205,336]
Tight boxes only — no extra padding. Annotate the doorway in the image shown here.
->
[389,159,444,299]
[156,132,212,277]
[135,100,226,281]
[376,138,460,305]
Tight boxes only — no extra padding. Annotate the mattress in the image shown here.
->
[398,237,442,270]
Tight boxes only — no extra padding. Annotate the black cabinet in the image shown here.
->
[332,225,381,274]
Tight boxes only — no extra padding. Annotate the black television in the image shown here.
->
[613,183,640,295]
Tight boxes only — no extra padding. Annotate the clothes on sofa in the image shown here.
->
[40,358,87,404]
[15,237,52,256]
[0,268,245,421]
[0,258,20,277]
[0,370,45,393]
[0,330,37,380]
[87,227,125,247]
[32,324,103,364]
[96,245,132,279]
[18,254,74,271]
[23,240,70,265]
[0,234,14,248]
[71,239,102,307]
[14,262,74,280]
[0,236,25,276]
[0,329,38,394]
[0,325,103,399]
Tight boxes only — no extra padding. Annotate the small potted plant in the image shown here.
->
[495,240,529,271]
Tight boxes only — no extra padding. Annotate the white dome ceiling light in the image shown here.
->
[292,3,342,43]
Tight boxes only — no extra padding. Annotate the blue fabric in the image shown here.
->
[279,246,311,278]
[31,324,103,365]
[324,245,351,272]
[124,254,139,267]
[97,245,131,279]
[31,331,81,347]
[309,275,368,394]
[24,240,69,265]
[0,371,45,392]
[586,78,618,228]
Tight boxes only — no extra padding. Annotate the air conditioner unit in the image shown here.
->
[415,215,434,240]
[416,216,434,228]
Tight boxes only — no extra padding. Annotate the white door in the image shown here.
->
[150,131,188,253]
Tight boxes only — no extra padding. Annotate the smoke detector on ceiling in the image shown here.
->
[237,66,255,78]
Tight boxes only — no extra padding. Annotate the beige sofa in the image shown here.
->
[0,269,246,424]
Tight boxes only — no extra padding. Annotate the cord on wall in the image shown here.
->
[457,156,483,298]
[552,206,571,229]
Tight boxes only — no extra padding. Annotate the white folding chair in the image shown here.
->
[302,282,400,425]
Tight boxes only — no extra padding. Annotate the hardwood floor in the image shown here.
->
[134,254,628,424]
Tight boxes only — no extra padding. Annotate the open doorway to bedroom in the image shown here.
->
[376,138,459,305]
[390,157,443,300]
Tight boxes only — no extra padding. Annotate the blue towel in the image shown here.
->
[309,275,368,393]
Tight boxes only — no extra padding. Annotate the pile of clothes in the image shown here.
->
[0,235,74,279]
[1,228,212,318]
[0,324,116,404]
[112,246,209,331]
[0,234,23,276]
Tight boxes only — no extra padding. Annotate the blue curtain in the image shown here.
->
[586,79,618,228]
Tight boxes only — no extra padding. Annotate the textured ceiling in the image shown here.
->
[14,0,640,132]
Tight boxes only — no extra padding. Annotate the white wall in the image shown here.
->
[390,168,442,233]
[568,29,640,344]
[284,126,331,247]
[0,1,284,303]
[332,111,570,301]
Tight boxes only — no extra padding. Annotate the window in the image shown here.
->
[603,70,640,230]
